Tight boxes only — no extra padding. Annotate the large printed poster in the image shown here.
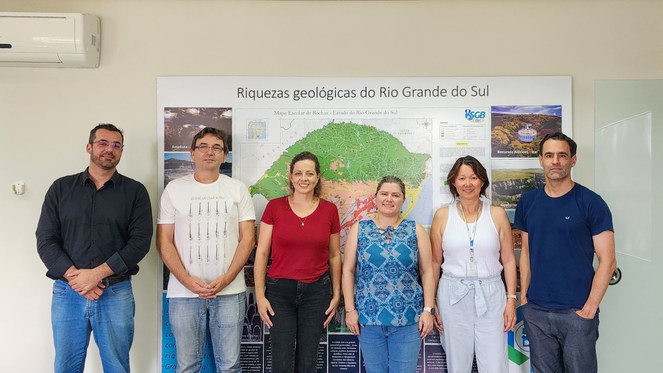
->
[157,76,572,373]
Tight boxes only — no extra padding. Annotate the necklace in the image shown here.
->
[289,196,317,227]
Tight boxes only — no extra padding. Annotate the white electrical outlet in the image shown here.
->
[12,182,25,195]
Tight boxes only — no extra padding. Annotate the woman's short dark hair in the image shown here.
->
[376,175,406,198]
[289,151,322,197]
[447,155,489,198]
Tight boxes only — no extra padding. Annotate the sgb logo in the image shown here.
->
[465,109,486,122]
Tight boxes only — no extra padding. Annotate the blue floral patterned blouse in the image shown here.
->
[355,219,423,326]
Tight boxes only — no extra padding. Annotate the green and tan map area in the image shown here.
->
[249,122,431,235]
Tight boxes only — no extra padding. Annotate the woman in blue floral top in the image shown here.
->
[342,176,436,373]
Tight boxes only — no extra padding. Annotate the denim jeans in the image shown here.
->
[51,279,135,373]
[265,273,331,373]
[168,292,245,373]
[521,303,600,373]
[358,324,421,373]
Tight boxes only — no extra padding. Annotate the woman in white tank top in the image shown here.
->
[430,156,517,373]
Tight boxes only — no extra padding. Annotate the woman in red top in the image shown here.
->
[255,151,342,372]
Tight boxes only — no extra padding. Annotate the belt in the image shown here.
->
[101,275,131,287]
[442,274,501,317]
[60,274,131,287]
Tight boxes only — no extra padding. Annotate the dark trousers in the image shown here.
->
[521,303,599,373]
[266,273,331,373]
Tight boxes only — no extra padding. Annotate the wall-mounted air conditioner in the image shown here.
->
[0,12,100,68]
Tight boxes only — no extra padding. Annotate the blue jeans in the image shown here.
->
[265,273,331,373]
[168,292,245,373]
[358,324,421,373]
[521,303,599,373]
[51,279,135,373]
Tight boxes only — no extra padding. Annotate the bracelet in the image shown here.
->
[345,308,357,314]
[507,294,517,300]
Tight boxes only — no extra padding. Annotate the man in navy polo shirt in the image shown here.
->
[515,132,616,373]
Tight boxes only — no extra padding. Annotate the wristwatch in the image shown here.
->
[423,306,435,314]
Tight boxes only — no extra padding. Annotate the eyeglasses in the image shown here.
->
[92,140,123,150]
[194,144,225,153]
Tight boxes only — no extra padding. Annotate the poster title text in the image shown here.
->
[236,85,490,101]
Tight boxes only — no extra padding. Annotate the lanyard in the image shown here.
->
[459,201,481,262]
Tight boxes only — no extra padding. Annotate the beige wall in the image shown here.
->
[0,1,661,371]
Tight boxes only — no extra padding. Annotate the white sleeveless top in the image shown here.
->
[441,199,503,277]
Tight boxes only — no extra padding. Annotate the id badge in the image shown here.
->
[466,260,478,277]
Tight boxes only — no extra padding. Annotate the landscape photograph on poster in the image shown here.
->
[491,105,562,158]
[164,107,232,151]
[491,168,545,221]
[163,152,193,186]
[163,107,233,186]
